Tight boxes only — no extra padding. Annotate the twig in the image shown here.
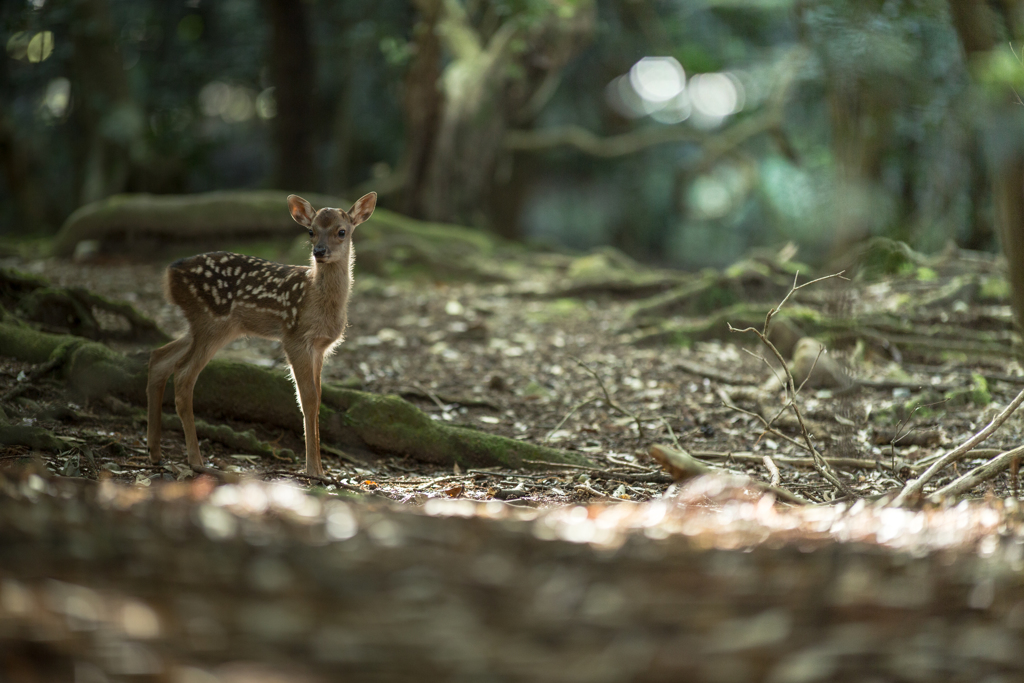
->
[402,383,448,412]
[189,463,239,483]
[571,356,645,440]
[575,482,635,502]
[263,470,365,492]
[422,473,472,487]
[889,398,949,476]
[467,469,566,480]
[321,443,365,466]
[728,270,856,498]
[763,455,781,487]
[928,444,1024,501]
[691,450,895,472]
[719,398,816,456]
[527,460,607,471]
[677,358,749,385]
[604,454,655,472]
[890,385,1024,506]
[659,417,684,451]
[544,397,598,443]
[1,345,72,402]
[743,348,787,391]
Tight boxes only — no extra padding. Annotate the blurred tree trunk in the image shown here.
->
[399,0,594,231]
[0,42,52,232]
[399,0,444,219]
[0,109,51,231]
[68,0,147,206]
[797,4,901,262]
[265,0,316,192]
[949,1,1024,330]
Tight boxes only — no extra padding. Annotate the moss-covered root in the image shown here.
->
[1,267,167,343]
[0,322,591,470]
[0,424,71,452]
[159,413,295,461]
[320,387,594,470]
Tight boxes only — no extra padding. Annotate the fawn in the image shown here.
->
[146,192,377,478]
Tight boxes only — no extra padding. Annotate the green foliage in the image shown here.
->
[0,0,1010,269]
[944,373,992,409]
[979,276,1011,302]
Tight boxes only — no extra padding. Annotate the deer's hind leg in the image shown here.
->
[147,335,192,463]
[172,328,234,469]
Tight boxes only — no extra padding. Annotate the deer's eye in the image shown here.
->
[307,229,314,237]
[338,229,346,238]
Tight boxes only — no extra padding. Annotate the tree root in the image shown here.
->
[0,424,71,453]
[158,413,295,462]
[0,267,167,343]
[0,321,592,470]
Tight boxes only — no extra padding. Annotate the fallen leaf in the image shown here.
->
[442,484,464,498]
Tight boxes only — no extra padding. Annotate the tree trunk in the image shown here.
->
[399,1,595,230]
[949,0,1024,330]
[68,0,147,206]
[399,0,444,218]
[265,0,316,191]
[0,107,52,232]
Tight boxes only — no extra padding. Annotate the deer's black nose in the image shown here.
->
[313,245,328,259]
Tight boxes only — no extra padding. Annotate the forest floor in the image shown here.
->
[8,237,1024,680]
[3,239,1023,507]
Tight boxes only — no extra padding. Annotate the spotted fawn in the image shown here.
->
[146,192,377,477]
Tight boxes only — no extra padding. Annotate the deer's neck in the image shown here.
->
[310,256,352,312]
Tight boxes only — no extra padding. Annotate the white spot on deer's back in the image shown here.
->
[205,270,212,278]
[220,256,229,263]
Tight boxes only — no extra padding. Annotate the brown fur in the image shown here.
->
[146,192,377,477]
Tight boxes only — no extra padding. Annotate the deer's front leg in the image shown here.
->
[287,346,325,478]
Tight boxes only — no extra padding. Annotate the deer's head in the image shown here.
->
[287,192,377,265]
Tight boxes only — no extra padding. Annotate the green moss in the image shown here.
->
[0,322,69,364]
[945,373,991,408]
[0,320,589,470]
[856,238,925,280]
[915,267,938,282]
[0,424,70,452]
[979,276,1011,302]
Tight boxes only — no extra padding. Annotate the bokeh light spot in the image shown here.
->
[26,31,54,63]
[629,56,686,104]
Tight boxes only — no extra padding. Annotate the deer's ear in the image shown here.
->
[347,192,377,228]
[288,195,315,227]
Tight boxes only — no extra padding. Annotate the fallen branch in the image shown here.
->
[691,450,894,472]
[763,455,781,487]
[651,444,810,505]
[575,482,634,502]
[927,444,1024,502]
[890,385,1024,506]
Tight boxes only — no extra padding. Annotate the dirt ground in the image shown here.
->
[3,242,1024,507]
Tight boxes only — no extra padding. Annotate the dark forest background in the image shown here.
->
[4,0,1024,269]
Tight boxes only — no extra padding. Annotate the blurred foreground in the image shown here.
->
[2,474,1023,682]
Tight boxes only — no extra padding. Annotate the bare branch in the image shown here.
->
[891,386,1024,506]
[928,444,1024,501]
[763,455,781,487]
